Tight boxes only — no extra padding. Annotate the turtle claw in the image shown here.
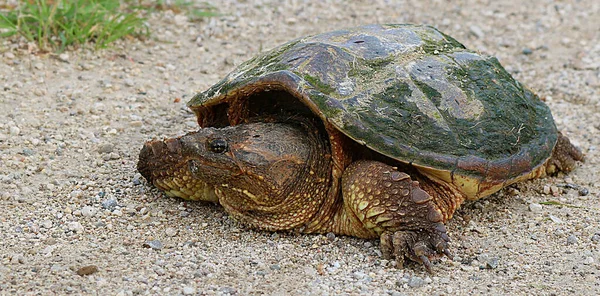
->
[380,222,452,273]
[443,249,454,260]
[419,255,433,273]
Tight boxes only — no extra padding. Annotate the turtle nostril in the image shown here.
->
[165,138,182,153]
[188,159,201,175]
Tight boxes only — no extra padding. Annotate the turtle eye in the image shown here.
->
[207,138,228,154]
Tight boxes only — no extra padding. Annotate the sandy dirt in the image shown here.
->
[1,0,599,295]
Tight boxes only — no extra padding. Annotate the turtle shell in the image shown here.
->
[187,24,557,199]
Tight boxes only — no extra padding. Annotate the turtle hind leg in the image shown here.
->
[341,160,451,273]
[546,132,584,175]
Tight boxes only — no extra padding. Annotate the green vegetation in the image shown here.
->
[539,200,584,209]
[0,0,219,52]
[0,0,147,51]
[143,1,220,21]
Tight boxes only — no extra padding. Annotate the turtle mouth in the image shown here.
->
[138,137,185,184]
[137,136,219,202]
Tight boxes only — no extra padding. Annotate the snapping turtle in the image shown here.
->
[137,24,583,272]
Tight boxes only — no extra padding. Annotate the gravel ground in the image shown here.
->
[1,0,599,295]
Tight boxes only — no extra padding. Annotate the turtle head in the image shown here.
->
[138,122,314,205]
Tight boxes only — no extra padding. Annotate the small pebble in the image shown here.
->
[326,232,336,242]
[483,258,499,269]
[130,120,143,127]
[67,222,84,232]
[34,89,46,97]
[76,265,98,276]
[42,245,57,256]
[550,185,561,196]
[182,286,196,295]
[529,203,543,212]
[143,240,163,250]
[22,148,35,156]
[549,215,563,224]
[102,199,118,210]
[132,177,141,186]
[408,276,426,288]
[97,143,114,154]
[124,79,135,87]
[11,254,25,264]
[219,287,237,294]
[50,264,62,272]
[165,227,178,237]
[58,53,69,62]
[9,126,20,136]
[153,266,166,276]
[81,206,97,217]
[567,234,578,245]
[41,220,53,228]
[353,271,366,279]
[469,25,485,38]
[97,278,108,287]
[591,233,600,242]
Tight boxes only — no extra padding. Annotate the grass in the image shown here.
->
[539,200,583,209]
[0,0,148,51]
[141,0,220,21]
[0,0,219,52]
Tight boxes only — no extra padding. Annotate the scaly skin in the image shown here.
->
[138,121,583,273]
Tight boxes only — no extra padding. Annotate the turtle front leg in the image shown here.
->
[342,160,451,273]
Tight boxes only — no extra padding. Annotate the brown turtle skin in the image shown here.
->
[138,117,582,273]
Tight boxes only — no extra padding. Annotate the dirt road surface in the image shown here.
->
[1,0,599,295]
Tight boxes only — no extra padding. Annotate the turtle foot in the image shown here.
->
[380,222,451,273]
[341,160,454,273]
[546,132,584,175]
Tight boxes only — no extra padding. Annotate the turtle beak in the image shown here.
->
[138,137,185,184]
[137,132,220,202]
[138,127,235,185]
